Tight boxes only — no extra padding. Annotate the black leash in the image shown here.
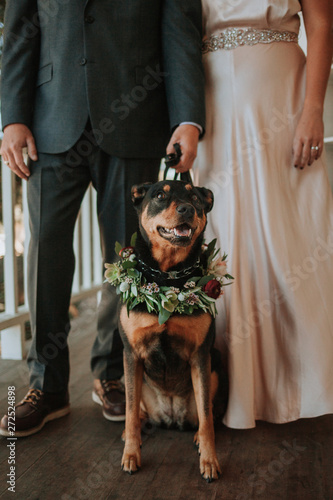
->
[163,143,193,185]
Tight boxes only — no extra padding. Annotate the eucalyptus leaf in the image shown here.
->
[127,268,140,278]
[130,232,138,248]
[158,308,171,325]
[115,241,122,256]
[197,275,215,286]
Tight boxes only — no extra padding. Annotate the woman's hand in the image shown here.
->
[292,107,324,169]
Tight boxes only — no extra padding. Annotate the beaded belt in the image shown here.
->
[202,28,298,54]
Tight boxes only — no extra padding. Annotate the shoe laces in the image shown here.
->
[101,380,124,394]
[23,389,43,405]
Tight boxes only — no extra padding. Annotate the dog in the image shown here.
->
[118,179,226,482]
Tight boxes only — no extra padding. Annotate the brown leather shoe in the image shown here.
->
[0,389,70,438]
[92,379,125,422]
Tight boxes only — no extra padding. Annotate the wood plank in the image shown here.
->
[0,297,332,499]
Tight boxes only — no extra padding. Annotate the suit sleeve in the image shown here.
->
[1,0,40,130]
[161,0,206,136]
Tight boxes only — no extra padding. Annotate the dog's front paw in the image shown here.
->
[121,442,141,474]
[199,453,221,482]
[193,431,200,450]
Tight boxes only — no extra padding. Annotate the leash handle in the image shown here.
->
[163,143,193,185]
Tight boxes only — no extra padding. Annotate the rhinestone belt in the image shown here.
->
[202,28,298,54]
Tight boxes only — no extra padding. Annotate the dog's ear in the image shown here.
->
[197,187,214,213]
[131,183,152,207]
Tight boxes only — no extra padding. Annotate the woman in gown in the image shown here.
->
[195,0,333,428]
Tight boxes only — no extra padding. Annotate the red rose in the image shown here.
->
[119,246,134,258]
[203,279,221,299]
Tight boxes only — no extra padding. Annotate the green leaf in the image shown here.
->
[130,298,139,309]
[206,238,217,256]
[201,295,216,303]
[144,300,153,313]
[115,241,122,256]
[130,232,137,248]
[224,273,234,280]
[122,260,136,269]
[131,284,138,297]
[158,308,171,325]
[145,295,159,305]
[197,275,215,286]
[127,268,139,278]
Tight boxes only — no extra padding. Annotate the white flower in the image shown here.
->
[208,257,228,278]
[162,299,176,313]
[178,293,186,302]
[165,290,177,302]
[129,254,136,262]
[184,281,196,288]
[119,282,130,292]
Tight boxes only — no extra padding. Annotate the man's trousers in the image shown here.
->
[26,132,160,394]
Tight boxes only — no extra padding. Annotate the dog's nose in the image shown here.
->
[176,204,195,218]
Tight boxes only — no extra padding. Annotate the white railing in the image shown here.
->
[0,158,102,360]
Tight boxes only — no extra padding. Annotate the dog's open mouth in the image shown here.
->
[158,223,194,243]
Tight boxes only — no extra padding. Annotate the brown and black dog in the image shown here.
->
[118,179,226,482]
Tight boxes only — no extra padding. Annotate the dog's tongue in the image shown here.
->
[174,225,191,237]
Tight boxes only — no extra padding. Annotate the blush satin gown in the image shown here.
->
[195,0,333,428]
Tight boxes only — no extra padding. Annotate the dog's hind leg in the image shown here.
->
[191,355,221,482]
[121,351,144,474]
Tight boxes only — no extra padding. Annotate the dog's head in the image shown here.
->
[131,180,214,270]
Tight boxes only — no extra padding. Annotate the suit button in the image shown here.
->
[79,58,87,66]
[85,15,95,24]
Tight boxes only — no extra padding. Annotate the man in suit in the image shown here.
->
[0,0,205,437]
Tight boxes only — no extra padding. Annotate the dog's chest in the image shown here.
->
[120,308,213,392]
[120,308,212,355]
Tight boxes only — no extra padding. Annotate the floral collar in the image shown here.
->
[104,233,234,325]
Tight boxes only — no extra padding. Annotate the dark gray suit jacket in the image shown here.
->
[1,0,205,158]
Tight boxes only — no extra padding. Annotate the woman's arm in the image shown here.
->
[293,0,333,169]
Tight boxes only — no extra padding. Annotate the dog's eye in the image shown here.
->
[191,194,198,202]
[157,192,166,200]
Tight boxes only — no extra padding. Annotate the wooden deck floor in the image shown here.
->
[0,297,332,500]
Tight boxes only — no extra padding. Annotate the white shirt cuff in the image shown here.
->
[179,122,203,135]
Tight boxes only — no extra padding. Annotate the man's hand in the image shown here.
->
[166,124,200,173]
[0,124,38,180]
